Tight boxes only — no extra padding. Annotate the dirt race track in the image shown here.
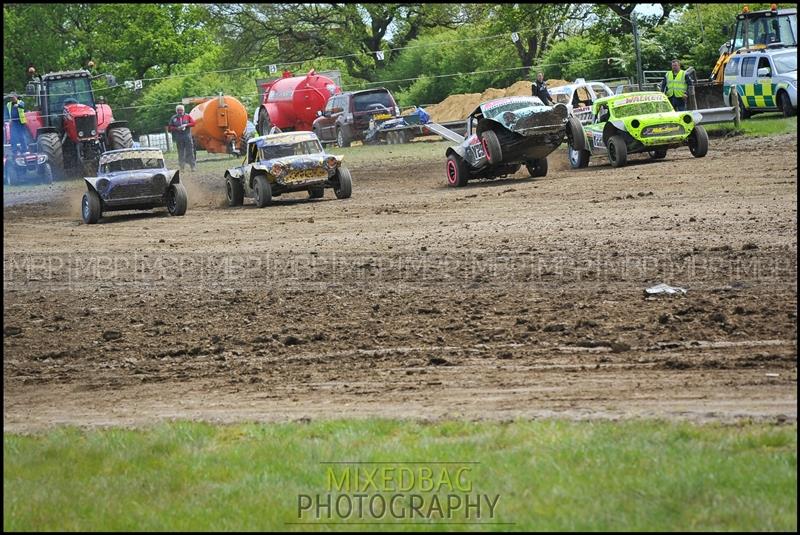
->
[3,135,797,432]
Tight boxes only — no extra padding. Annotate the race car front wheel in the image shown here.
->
[607,135,628,168]
[334,167,352,199]
[226,176,244,206]
[166,183,188,216]
[568,145,590,169]
[82,190,102,224]
[254,175,273,207]
[688,126,708,158]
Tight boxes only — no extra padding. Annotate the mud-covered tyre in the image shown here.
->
[648,149,668,159]
[226,175,244,206]
[108,127,133,150]
[166,183,188,216]
[481,130,502,164]
[254,175,272,207]
[336,127,351,148]
[779,91,796,118]
[256,107,271,136]
[526,158,548,178]
[688,125,708,158]
[607,134,628,168]
[333,167,352,199]
[37,132,63,180]
[81,190,102,224]
[42,163,54,184]
[308,187,324,199]
[445,154,469,187]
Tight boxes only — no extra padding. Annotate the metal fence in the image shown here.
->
[137,133,172,152]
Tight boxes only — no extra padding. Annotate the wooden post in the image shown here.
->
[732,88,741,128]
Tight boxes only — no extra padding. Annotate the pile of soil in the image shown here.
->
[426,79,570,122]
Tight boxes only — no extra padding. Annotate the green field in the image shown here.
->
[706,113,798,138]
[4,419,796,531]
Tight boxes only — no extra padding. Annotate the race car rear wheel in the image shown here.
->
[82,190,102,224]
[481,130,503,164]
[446,154,469,188]
[526,158,548,178]
[334,167,352,199]
[688,126,708,158]
[308,187,324,199]
[607,134,628,168]
[226,175,244,206]
[648,149,668,159]
[166,183,188,216]
[254,175,272,207]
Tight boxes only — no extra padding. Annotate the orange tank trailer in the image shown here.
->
[188,94,248,155]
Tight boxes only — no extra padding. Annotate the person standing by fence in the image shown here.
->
[167,105,196,171]
[4,92,29,155]
[660,59,692,112]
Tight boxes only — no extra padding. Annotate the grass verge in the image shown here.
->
[4,419,797,531]
[706,113,797,138]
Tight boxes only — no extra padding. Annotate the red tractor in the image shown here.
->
[23,68,133,178]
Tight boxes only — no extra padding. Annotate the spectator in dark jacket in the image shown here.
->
[531,72,553,105]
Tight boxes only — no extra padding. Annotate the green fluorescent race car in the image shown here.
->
[566,91,709,168]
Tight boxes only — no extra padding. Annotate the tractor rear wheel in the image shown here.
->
[607,134,628,168]
[108,127,133,150]
[37,132,63,180]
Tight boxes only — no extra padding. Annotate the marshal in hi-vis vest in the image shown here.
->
[665,70,687,98]
[6,101,27,124]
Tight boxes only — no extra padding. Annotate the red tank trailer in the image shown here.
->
[255,69,341,135]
